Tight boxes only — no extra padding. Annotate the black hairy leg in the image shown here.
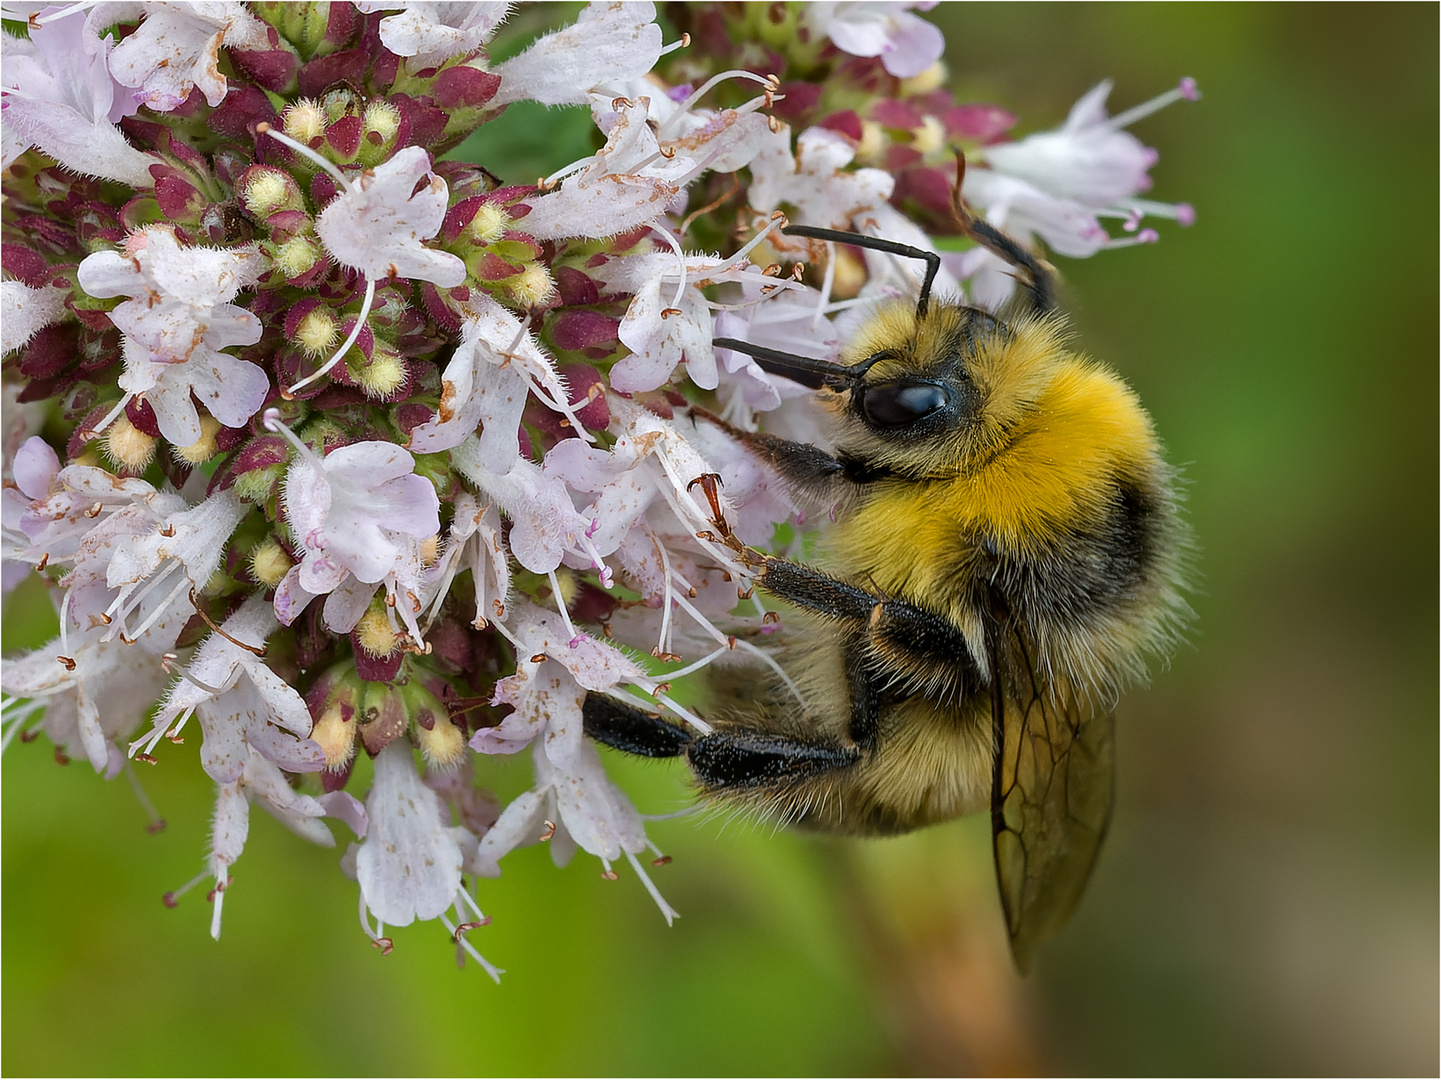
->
[757,555,978,679]
[583,691,864,790]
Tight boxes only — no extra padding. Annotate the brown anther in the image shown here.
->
[385,592,397,608]
[601,620,613,638]
[791,263,806,280]
[726,635,738,649]
[162,891,179,908]
[451,920,488,941]
[279,388,296,401]
[687,587,698,598]
[147,819,168,834]
[530,652,548,664]
[54,748,70,765]
[166,730,185,744]
[539,819,556,841]
[737,586,754,600]
[159,523,176,537]
[612,96,633,111]
[601,869,619,881]
[652,855,673,866]
[371,936,395,955]
[19,729,39,743]
[762,263,782,277]
[659,145,677,159]
[56,654,76,671]
[35,552,49,572]
[98,612,112,624]
[84,501,103,518]
[679,32,691,46]
[696,530,717,542]
[762,611,780,625]
[135,752,160,764]
[654,682,671,695]
[660,307,682,319]
[770,209,787,222]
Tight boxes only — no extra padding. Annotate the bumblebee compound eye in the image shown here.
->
[859,380,951,427]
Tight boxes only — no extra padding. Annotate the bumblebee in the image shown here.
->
[581,195,1190,968]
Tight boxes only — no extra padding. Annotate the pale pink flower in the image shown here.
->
[419,491,511,629]
[489,0,662,108]
[355,1,512,68]
[1,619,169,773]
[449,443,590,575]
[76,227,268,446]
[815,1,944,79]
[267,412,440,637]
[314,145,465,287]
[0,8,153,185]
[98,1,271,110]
[747,125,894,230]
[131,594,323,782]
[103,489,249,645]
[1,279,69,355]
[203,746,364,939]
[408,295,573,466]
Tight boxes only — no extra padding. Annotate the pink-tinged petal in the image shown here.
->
[12,437,61,500]
[315,146,465,286]
[356,742,463,926]
[490,1,662,108]
[186,351,271,430]
[273,565,318,626]
[249,722,326,773]
[316,791,367,838]
[2,280,69,356]
[322,440,422,487]
[321,575,375,632]
[471,790,546,876]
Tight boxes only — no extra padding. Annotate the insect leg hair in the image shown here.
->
[582,694,694,757]
[950,151,1057,315]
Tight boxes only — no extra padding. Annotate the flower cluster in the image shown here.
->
[1,1,1195,975]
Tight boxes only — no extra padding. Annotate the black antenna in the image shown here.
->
[783,224,941,319]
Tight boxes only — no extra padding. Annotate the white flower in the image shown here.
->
[488,0,662,108]
[1,619,169,773]
[474,740,677,924]
[0,8,153,185]
[449,444,590,575]
[131,594,322,782]
[203,746,364,939]
[747,125,894,230]
[356,741,465,925]
[1,279,69,355]
[100,1,271,110]
[76,227,268,446]
[103,489,249,645]
[355,1,512,68]
[814,1,944,79]
[314,145,465,287]
[419,491,511,629]
[407,294,573,468]
[267,412,440,638]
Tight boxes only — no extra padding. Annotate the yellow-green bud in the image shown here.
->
[248,538,293,588]
[282,99,326,144]
[174,415,222,465]
[102,414,157,473]
[274,235,323,279]
[468,203,509,244]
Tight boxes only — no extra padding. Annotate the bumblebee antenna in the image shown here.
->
[782,224,941,320]
[711,337,856,390]
[949,150,1057,314]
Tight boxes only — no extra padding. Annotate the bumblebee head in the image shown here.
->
[817,298,1094,479]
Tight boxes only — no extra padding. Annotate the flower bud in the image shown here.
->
[354,603,400,659]
[354,342,407,399]
[468,203,509,245]
[403,681,462,771]
[305,660,362,771]
[294,306,340,358]
[282,99,326,144]
[174,415,223,465]
[102,413,157,473]
[358,680,408,755]
[273,234,324,279]
[239,165,305,218]
[510,264,556,307]
[248,537,293,588]
[357,100,403,167]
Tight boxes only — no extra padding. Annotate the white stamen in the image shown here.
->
[1106,80,1201,132]
[287,277,376,394]
[625,849,678,925]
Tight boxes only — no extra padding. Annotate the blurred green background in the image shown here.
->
[4,3,1436,1075]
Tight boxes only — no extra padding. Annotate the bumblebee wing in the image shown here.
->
[990,651,1116,971]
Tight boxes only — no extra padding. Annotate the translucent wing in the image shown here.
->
[990,643,1116,972]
